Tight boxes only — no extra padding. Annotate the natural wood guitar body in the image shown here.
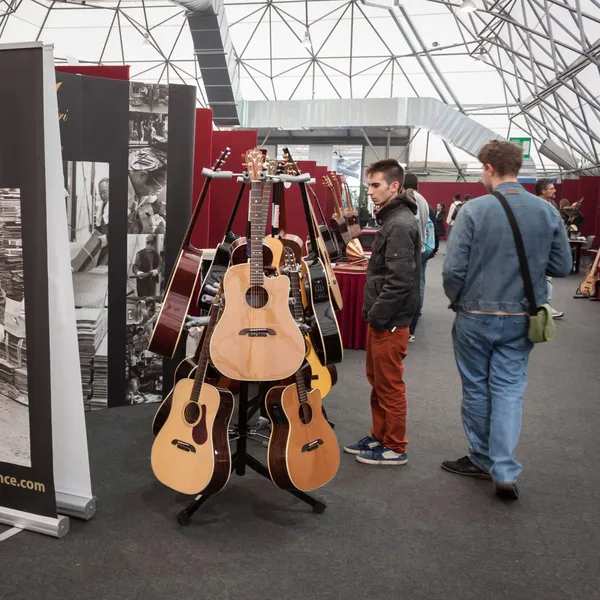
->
[209,264,305,381]
[265,384,340,492]
[151,378,233,496]
[304,336,332,399]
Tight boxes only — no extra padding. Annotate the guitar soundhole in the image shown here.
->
[245,285,268,309]
[184,402,201,425]
[299,404,313,425]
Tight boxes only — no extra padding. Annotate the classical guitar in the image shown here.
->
[151,289,234,496]
[198,180,246,313]
[577,246,600,297]
[281,247,332,399]
[283,149,344,313]
[324,174,352,248]
[210,148,305,382]
[265,336,340,492]
[149,148,230,358]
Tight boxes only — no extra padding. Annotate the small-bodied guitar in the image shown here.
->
[324,174,352,249]
[307,184,340,262]
[577,247,600,297]
[341,175,362,240]
[210,148,305,382]
[265,350,340,492]
[151,288,234,496]
[149,148,230,358]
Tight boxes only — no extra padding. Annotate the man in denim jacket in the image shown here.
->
[441,140,571,500]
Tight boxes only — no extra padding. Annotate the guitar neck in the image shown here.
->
[190,294,221,403]
[250,180,268,285]
[224,182,246,237]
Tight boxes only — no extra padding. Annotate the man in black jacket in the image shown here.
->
[344,159,420,466]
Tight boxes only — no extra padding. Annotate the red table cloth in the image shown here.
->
[334,267,368,350]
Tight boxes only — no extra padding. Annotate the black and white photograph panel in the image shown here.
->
[64,161,109,411]
[129,111,168,149]
[125,233,165,405]
[129,82,168,114]
[0,188,30,467]
[127,147,167,235]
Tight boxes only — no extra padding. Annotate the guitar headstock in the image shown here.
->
[213,147,231,171]
[282,147,299,175]
[284,245,297,270]
[267,158,278,177]
[243,147,266,182]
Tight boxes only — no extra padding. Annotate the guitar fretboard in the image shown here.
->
[250,180,268,286]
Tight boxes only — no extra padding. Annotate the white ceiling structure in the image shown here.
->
[1,0,599,176]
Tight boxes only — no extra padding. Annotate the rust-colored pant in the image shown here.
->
[366,325,409,454]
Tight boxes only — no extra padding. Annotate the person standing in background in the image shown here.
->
[95,177,109,266]
[344,159,420,466]
[434,202,446,256]
[536,179,564,319]
[442,141,571,500]
[446,193,462,236]
[133,235,161,298]
[404,172,432,343]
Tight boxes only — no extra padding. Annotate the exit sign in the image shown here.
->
[510,137,532,159]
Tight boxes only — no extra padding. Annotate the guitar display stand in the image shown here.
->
[176,381,327,525]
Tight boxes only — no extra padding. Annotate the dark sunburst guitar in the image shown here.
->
[151,288,234,496]
[149,148,230,358]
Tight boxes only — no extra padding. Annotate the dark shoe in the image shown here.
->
[356,446,408,465]
[344,435,381,455]
[441,456,492,480]
[494,482,519,500]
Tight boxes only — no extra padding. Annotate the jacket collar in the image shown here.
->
[376,193,418,224]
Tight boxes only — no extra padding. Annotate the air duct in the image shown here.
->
[176,0,241,125]
[538,138,577,171]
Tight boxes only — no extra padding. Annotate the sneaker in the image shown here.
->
[344,435,381,455]
[356,446,408,465]
[408,334,416,343]
[494,482,519,500]
[551,308,564,319]
[441,456,492,480]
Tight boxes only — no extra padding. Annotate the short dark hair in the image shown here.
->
[453,193,461,201]
[365,158,404,187]
[478,140,523,177]
[464,194,472,202]
[535,178,554,197]
[403,172,419,191]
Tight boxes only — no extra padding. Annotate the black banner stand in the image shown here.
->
[176,381,326,525]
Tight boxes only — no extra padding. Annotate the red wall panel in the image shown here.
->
[55,65,130,80]
[573,177,600,240]
[190,108,214,249]
[208,130,258,247]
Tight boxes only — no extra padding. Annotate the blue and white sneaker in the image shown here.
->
[356,446,408,465]
[343,435,381,455]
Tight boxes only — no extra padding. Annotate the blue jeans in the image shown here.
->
[546,276,553,303]
[409,252,428,335]
[452,312,534,484]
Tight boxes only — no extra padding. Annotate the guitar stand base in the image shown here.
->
[176,382,327,525]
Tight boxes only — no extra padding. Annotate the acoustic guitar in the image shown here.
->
[151,288,234,496]
[306,184,341,262]
[281,247,332,399]
[334,173,361,240]
[283,149,344,313]
[209,148,305,382]
[197,180,246,313]
[265,258,340,491]
[148,148,230,358]
[577,247,600,298]
[283,150,344,366]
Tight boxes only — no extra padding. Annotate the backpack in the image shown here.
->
[424,217,435,258]
[451,201,464,223]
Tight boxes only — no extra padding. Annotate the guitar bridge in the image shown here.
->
[171,440,196,453]
[302,439,324,453]
[239,328,277,337]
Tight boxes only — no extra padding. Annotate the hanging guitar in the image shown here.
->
[282,149,343,365]
[323,174,352,250]
[209,149,305,382]
[334,173,361,240]
[265,250,340,491]
[151,287,234,496]
[306,184,340,262]
[148,148,230,358]
[197,178,246,313]
[283,149,344,314]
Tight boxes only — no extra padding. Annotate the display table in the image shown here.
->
[333,265,368,351]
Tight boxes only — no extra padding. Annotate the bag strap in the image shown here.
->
[492,191,538,317]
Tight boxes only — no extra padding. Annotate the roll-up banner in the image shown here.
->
[0,42,93,538]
